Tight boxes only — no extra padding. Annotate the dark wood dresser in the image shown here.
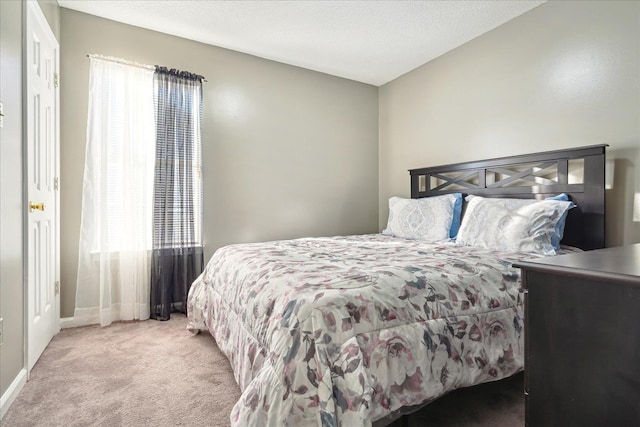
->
[514,244,640,426]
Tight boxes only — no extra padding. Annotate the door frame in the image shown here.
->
[23,0,60,376]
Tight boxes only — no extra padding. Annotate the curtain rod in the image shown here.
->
[86,54,207,82]
[87,54,155,71]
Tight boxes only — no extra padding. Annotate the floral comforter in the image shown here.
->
[187,234,536,426]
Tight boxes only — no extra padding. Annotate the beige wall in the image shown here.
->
[59,9,379,318]
[0,0,25,400]
[37,0,60,40]
[379,0,640,246]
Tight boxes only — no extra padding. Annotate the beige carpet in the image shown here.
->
[2,315,523,426]
[2,315,240,427]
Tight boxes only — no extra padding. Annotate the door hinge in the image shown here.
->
[54,73,59,88]
[54,177,59,191]
[55,281,60,295]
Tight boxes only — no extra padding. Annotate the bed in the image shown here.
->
[187,145,606,426]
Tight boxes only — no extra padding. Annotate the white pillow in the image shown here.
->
[456,195,574,256]
[382,195,458,242]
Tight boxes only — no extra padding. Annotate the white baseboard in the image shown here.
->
[60,316,82,329]
[0,368,27,420]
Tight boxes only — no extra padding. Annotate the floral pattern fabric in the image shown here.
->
[187,234,538,426]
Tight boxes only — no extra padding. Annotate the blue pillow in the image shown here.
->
[546,193,569,201]
[449,193,463,239]
[545,194,575,249]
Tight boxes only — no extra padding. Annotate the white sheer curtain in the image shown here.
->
[74,56,155,327]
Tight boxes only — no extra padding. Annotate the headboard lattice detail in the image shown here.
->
[409,145,607,250]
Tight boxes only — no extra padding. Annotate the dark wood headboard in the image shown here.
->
[409,145,607,250]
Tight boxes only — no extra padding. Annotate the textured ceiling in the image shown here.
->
[57,0,546,86]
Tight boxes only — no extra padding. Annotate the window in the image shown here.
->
[152,68,203,250]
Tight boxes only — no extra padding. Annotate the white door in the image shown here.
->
[26,0,60,371]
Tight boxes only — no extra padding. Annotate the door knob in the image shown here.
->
[29,201,45,212]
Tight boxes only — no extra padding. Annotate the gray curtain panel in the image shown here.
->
[150,66,204,321]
